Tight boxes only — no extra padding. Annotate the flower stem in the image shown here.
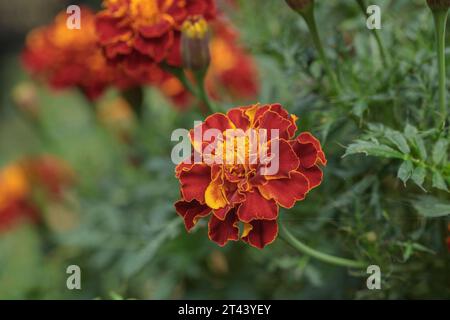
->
[122,86,144,120]
[167,67,198,97]
[431,9,449,128]
[279,221,367,269]
[194,70,216,114]
[355,0,388,67]
[165,65,216,115]
[301,5,341,95]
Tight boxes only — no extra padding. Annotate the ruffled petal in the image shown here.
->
[298,164,323,189]
[208,209,239,246]
[175,200,211,231]
[205,174,227,209]
[242,219,278,249]
[237,189,278,223]
[296,132,327,166]
[257,110,292,140]
[179,164,211,203]
[258,171,309,208]
[261,139,299,179]
[139,19,172,38]
[227,108,251,130]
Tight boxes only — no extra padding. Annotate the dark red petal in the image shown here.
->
[139,19,172,38]
[237,190,278,223]
[179,164,211,203]
[175,200,211,231]
[166,35,182,67]
[297,132,327,165]
[95,14,129,44]
[257,110,292,140]
[258,171,310,208]
[242,219,278,249]
[298,164,323,189]
[175,159,194,178]
[208,210,239,246]
[227,108,250,130]
[290,139,318,169]
[105,41,132,59]
[189,113,233,152]
[134,32,173,62]
[261,139,299,179]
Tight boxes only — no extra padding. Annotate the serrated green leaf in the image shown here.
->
[412,196,450,217]
[432,139,448,165]
[432,171,448,191]
[344,140,404,159]
[352,101,368,118]
[403,124,418,141]
[414,135,427,160]
[397,161,413,184]
[385,130,410,154]
[403,124,427,160]
[411,167,426,190]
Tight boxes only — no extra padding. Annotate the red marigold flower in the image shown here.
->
[0,157,74,232]
[22,7,113,100]
[174,103,326,248]
[159,17,259,108]
[95,0,216,82]
[207,17,260,100]
[22,155,74,200]
[0,164,37,232]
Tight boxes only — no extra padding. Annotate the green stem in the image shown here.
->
[194,70,216,114]
[122,86,144,120]
[167,67,198,97]
[279,221,368,269]
[431,9,449,128]
[164,65,216,115]
[355,0,388,67]
[301,5,341,94]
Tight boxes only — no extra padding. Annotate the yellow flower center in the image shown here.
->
[130,0,162,24]
[182,17,209,39]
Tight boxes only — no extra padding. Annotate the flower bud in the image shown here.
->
[285,0,314,14]
[427,0,450,10]
[12,82,39,118]
[181,16,211,72]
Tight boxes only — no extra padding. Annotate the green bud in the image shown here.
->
[427,0,450,10]
[181,16,211,72]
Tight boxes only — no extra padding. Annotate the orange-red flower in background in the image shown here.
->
[22,7,114,100]
[174,103,326,248]
[159,17,259,109]
[97,97,136,142]
[0,156,74,232]
[95,0,216,83]
[0,164,37,232]
[22,155,74,200]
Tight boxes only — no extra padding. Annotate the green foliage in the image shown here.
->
[344,123,449,191]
